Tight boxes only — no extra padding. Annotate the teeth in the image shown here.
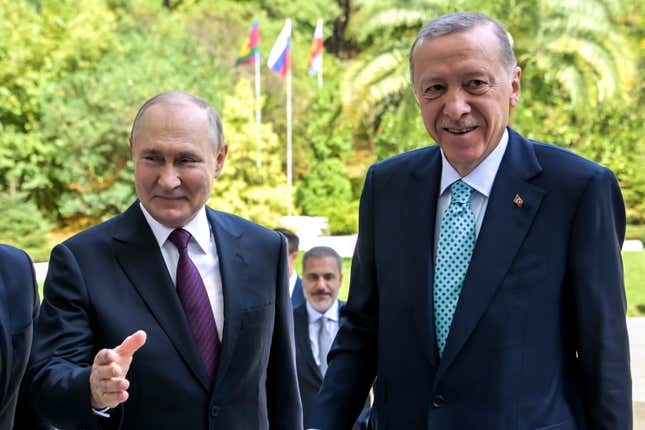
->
[446,127,475,134]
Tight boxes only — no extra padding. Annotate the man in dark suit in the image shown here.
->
[0,244,40,430]
[293,246,369,430]
[274,228,305,307]
[28,91,302,429]
[313,12,631,430]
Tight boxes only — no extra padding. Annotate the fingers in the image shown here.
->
[89,330,146,409]
[90,352,131,409]
[115,330,147,357]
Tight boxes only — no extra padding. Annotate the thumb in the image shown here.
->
[115,330,147,358]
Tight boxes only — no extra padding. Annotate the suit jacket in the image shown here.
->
[28,203,302,430]
[293,301,370,430]
[314,128,631,429]
[0,245,39,430]
[292,276,305,308]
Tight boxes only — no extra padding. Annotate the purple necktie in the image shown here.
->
[168,228,220,381]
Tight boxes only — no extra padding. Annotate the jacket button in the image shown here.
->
[432,394,446,408]
[210,405,220,417]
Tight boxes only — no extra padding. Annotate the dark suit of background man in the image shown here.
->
[28,91,302,430]
[275,227,305,307]
[293,246,369,430]
[314,12,631,430]
[0,244,39,430]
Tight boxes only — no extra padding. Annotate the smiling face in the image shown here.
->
[302,255,342,314]
[131,102,227,228]
[411,24,521,176]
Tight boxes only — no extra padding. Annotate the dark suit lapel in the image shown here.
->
[294,305,322,382]
[207,208,248,390]
[407,147,442,368]
[437,129,545,377]
[112,202,210,391]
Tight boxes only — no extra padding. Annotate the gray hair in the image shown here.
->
[302,246,342,274]
[130,91,225,153]
[409,12,517,84]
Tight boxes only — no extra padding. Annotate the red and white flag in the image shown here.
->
[308,19,323,77]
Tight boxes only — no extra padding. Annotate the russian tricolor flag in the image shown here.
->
[267,18,292,78]
[308,19,323,76]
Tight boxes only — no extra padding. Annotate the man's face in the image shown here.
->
[302,256,342,313]
[411,24,521,176]
[131,103,227,228]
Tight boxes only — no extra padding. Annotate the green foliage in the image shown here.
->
[35,8,231,223]
[209,78,289,226]
[624,251,645,316]
[0,0,643,239]
[0,194,52,261]
[296,88,358,234]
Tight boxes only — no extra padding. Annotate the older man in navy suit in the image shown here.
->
[28,91,302,429]
[314,12,631,430]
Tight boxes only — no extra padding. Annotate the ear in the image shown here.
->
[509,66,522,108]
[213,143,228,178]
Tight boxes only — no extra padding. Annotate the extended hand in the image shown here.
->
[90,330,147,409]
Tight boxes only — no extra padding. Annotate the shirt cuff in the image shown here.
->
[91,406,111,418]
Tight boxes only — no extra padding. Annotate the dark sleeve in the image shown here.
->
[568,167,632,429]
[313,168,379,429]
[266,233,303,429]
[13,251,54,430]
[26,244,121,430]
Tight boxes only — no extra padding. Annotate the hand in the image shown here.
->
[90,330,147,409]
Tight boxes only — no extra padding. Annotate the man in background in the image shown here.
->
[294,246,369,429]
[275,227,305,307]
[28,91,302,429]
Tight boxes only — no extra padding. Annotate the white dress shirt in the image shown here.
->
[289,270,299,297]
[306,300,340,367]
[140,203,224,340]
[434,129,509,255]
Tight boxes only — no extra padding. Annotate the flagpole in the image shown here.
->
[286,63,293,215]
[254,51,262,168]
[318,55,323,89]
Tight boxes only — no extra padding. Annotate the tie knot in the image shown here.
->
[450,180,472,206]
[168,228,191,251]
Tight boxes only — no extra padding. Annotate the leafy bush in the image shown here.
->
[0,195,52,261]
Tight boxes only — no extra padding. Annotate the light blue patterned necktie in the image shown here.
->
[434,180,475,356]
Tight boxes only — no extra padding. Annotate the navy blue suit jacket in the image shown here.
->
[292,276,305,308]
[0,245,39,430]
[293,301,370,430]
[29,203,302,430]
[314,128,631,429]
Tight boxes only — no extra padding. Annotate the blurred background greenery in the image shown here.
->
[2,0,644,307]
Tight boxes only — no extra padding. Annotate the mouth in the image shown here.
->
[443,126,477,135]
[154,195,186,201]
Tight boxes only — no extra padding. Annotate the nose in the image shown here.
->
[158,164,181,189]
[442,88,471,120]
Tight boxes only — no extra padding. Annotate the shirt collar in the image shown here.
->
[439,128,508,198]
[139,203,211,253]
[306,299,340,324]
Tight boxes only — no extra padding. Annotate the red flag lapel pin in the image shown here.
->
[513,194,524,208]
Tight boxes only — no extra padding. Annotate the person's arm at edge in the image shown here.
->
[569,167,632,429]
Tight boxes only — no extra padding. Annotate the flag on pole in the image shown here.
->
[235,21,260,66]
[308,19,323,76]
[267,18,292,78]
